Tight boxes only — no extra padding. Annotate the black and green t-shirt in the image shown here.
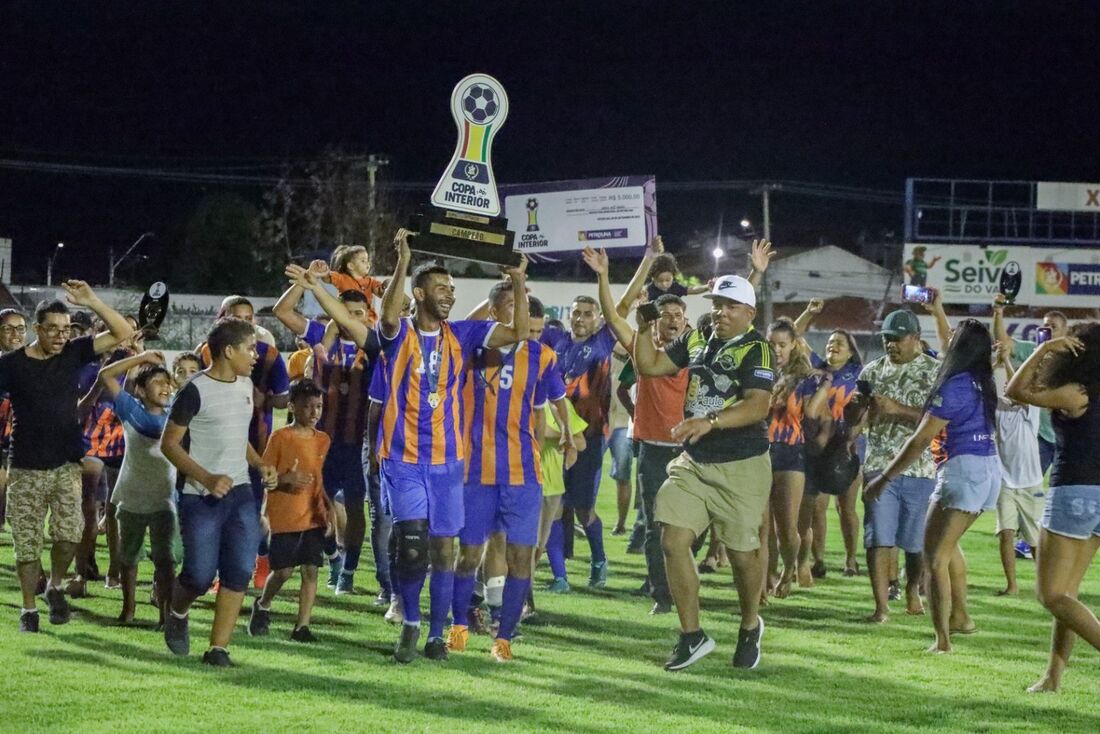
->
[664,327,775,463]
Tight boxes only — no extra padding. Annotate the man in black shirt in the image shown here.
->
[0,283,134,632]
[634,274,775,672]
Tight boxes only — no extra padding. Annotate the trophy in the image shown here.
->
[408,73,520,266]
[138,281,169,341]
[999,261,1022,305]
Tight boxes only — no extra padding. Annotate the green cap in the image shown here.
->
[879,309,921,338]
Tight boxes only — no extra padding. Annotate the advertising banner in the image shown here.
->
[902,243,1033,304]
[903,243,1100,307]
[501,176,657,262]
[1036,182,1100,212]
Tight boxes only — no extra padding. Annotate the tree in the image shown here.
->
[176,193,274,293]
[256,148,404,272]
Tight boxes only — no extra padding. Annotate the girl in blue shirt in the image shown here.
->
[866,319,999,654]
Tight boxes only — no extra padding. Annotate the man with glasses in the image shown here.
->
[859,310,939,623]
[0,309,28,530]
[0,284,133,632]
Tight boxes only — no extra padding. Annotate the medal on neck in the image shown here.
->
[419,330,445,410]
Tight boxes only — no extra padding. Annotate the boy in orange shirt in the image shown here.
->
[249,379,334,642]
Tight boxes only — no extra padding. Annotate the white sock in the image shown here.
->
[403,620,421,628]
[486,576,505,607]
[170,608,189,620]
[21,608,37,615]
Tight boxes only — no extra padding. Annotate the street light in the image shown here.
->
[109,232,154,288]
[46,242,64,287]
[740,218,752,229]
[712,246,724,275]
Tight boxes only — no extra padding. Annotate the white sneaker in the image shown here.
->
[384,596,404,625]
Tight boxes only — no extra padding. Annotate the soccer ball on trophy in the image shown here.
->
[462,84,500,124]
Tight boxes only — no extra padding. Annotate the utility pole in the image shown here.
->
[108,232,154,288]
[757,185,777,327]
[365,153,390,260]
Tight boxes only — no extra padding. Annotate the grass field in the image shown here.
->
[2,462,1099,734]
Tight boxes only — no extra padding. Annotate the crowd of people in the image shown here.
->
[0,231,1097,691]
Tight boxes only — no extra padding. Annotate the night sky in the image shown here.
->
[2,2,1098,284]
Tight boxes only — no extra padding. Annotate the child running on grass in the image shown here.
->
[97,350,180,625]
[249,379,335,642]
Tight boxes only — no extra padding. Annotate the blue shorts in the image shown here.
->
[932,454,1001,513]
[322,442,367,505]
[1042,485,1100,540]
[609,427,634,482]
[380,458,464,537]
[459,482,543,547]
[563,436,606,510]
[770,442,804,473]
[863,473,935,554]
[178,484,261,594]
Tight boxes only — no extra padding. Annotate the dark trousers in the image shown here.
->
[638,442,681,605]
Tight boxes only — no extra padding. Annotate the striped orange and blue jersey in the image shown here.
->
[199,339,289,452]
[462,340,567,486]
[78,359,126,460]
[769,376,818,446]
[825,360,863,425]
[377,317,494,465]
[302,319,380,446]
[541,324,615,438]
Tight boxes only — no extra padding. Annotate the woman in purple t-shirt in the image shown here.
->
[865,319,999,654]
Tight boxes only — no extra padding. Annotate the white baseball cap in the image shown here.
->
[702,275,756,308]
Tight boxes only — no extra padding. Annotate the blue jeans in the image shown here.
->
[367,470,393,595]
[178,484,261,594]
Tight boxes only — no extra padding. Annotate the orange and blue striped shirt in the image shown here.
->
[302,319,380,446]
[768,376,818,446]
[541,324,615,438]
[377,318,495,465]
[78,359,126,460]
[462,340,566,486]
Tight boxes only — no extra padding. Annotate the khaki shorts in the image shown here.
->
[655,452,772,552]
[995,484,1046,545]
[7,463,84,562]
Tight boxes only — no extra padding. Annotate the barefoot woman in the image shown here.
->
[1006,323,1100,692]
[866,319,999,652]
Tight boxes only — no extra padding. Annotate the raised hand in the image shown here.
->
[285,263,318,290]
[502,254,529,280]
[649,234,665,255]
[750,240,776,273]
[581,247,609,276]
[807,298,825,315]
[308,259,331,278]
[61,280,100,307]
[394,228,412,262]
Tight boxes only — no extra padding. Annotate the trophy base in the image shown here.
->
[408,206,520,267]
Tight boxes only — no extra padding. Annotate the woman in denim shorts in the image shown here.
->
[1007,322,1100,693]
[866,320,999,653]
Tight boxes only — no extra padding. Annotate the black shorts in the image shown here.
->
[770,442,804,474]
[268,527,325,570]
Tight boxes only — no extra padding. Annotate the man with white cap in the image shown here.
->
[633,274,776,671]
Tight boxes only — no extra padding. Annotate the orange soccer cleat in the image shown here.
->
[447,624,469,653]
[490,638,513,663]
